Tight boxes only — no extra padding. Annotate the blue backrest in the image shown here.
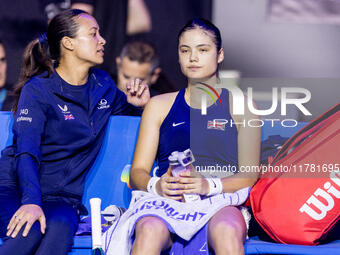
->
[0,112,13,150]
[82,116,141,210]
[261,121,308,140]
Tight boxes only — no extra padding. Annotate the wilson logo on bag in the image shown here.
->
[299,171,339,221]
[250,103,340,245]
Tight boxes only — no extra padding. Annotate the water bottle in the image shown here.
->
[168,149,201,202]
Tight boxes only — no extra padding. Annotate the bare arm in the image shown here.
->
[129,97,161,191]
[130,93,185,200]
[126,0,151,35]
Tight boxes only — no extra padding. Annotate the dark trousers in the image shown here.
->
[0,187,79,255]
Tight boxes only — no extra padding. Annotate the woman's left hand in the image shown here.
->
[6,204,46,238]
[126,78,150,107]
[178,168,210,196]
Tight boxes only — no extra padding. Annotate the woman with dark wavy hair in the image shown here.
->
[0,9,149,255]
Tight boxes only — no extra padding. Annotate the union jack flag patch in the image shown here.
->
[207,120,226,131]
[64,114,75,120]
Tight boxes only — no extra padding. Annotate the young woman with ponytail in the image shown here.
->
[0,9,149,255]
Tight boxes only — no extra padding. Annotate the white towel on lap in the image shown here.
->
[102,187,250,255]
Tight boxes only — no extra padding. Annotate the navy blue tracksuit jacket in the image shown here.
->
[0,68,139,209]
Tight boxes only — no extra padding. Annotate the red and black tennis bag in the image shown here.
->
[250,103,340,245]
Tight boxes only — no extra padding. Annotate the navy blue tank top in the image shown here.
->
[156,88,238,176]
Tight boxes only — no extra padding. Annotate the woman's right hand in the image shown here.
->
[155,168,184,201]
[6,204,46,238]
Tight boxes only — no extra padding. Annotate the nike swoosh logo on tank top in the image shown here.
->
[172,122,185,127]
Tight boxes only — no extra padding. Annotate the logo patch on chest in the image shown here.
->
[58,104,75,120]
[64,114,75,120]
[58,104,69,113]
[97,98,110,109]
[172,122,185,127]
[207,120,226,131]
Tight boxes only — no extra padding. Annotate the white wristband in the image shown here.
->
[147,177,160,195]
[206,178,223,196]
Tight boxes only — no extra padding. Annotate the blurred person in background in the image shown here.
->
[0,40,15,111]
[71,0,151,75]
[115,40,176,97]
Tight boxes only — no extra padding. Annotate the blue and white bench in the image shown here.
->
[0,112,339,255]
